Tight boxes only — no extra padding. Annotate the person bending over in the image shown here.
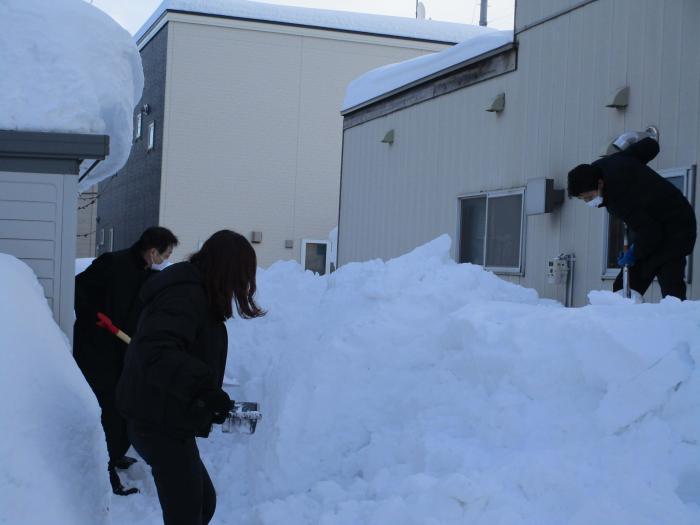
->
[568,135,696,300]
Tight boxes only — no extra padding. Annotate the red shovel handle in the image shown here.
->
[96,312,118,335]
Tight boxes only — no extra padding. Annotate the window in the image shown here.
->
[602,166,696,280]
[459,189,525,273]
[134,112,142,141]
[301,239,330,275]
[147,121,155,151]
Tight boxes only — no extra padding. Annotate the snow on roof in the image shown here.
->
[136,0,489,45]
[342,30,514,113]
[0,0,144,190]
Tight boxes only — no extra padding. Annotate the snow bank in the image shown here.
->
[343,30,513,111]
[0,254,110,524]
[76,258,95,276]
[109,235,700,525]
[137,0,488,45]
[0,0,144,190]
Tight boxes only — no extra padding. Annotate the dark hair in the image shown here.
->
[189,230,265,321]
[134,226,179,253]
[567,164,603,197]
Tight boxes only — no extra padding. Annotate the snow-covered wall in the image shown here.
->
[136,0,488,45]
[0,0,144,190]
[0,254,110,524]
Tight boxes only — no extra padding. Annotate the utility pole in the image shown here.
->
[479,0,488,26]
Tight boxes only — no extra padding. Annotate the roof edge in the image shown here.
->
[137,8,469,48]
[341,41,516,117]
[0,130,110,160]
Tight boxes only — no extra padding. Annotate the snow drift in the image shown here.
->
[0,0,144,190]
[0,254,110,525]
[111,235,700,525]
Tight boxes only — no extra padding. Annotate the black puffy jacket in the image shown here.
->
[116,262,228,437]
[73,246,155,393]
[594,138,696,262]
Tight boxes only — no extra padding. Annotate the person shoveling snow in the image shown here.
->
[567,129,696,301]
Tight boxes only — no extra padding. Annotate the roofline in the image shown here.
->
[137,8,464,48]
[0,130,109,160]
[341,41,516,116]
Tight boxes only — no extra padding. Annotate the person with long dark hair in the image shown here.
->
[116,230,264,525]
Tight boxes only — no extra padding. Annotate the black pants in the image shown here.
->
[128,423,216,525]
[613,256,687,300]
[95,391,130,467]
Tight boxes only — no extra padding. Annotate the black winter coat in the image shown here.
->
[115,262,228,438]
[73,246,155,393]
[594,138,696,262]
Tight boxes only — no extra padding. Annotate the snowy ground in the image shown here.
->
[2,237,698,524]
[102,235,700,525]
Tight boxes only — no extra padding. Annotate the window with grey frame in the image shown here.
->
[459,190,525,272]
[134,112,142,141]
[602,166,696,281]
[147,121,155,151]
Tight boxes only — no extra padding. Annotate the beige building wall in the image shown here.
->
[154,13,450,266]
[339,0,700,305]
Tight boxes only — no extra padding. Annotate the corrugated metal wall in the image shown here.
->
[0,171,78,338]
[339,0,700,306]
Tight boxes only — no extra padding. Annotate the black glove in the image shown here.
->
[196,388,231,424]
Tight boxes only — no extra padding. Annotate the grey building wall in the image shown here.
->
[96,25,168,254]
[338,0,700,306]
[76,186,97,257]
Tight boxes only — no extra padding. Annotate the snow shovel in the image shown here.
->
[222,401,262,435]
[622,224,631,299]
[96,312,131,344]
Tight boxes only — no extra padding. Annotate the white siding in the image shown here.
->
[158,15,449,267]
[0,171,78,339]
[339,0,700,305]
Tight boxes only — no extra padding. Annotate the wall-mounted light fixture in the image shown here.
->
[381,130,395,145]
[605,87,629,109]
[486,92,505,113]
[141,103,151,115]
[251,231,262,244]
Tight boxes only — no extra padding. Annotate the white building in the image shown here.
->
[96,0,491,272]
[338,0,700,305]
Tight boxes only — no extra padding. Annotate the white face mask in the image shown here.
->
[586,195,603,208]
[151,261,170,271]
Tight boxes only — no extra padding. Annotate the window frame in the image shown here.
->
[301,239,331,275]
[147,121,155,151]
[457,187,526,275]
[134,112,142,141]
[601,165,696,282]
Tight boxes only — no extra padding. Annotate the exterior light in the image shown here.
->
[486,92,505,113]
[606,87,629,109]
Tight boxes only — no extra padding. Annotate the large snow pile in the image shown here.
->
[137,0,488,45]
[0,0,144,190]
[0,254,110,525]
[111,235,700,525]
[343,30,513,111]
